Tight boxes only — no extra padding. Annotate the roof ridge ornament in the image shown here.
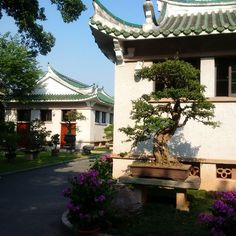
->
[143,0,158,32]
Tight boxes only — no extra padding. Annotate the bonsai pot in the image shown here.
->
[24,150,39,160]
[129,163,191,181]
[64,132,76,150]
[5,152,16,161]
[51,149,59,157]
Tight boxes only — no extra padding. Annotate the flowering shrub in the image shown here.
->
[91,153,113,180]
[63,168,115,230]
[199,191,236,236]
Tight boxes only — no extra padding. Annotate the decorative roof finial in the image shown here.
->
[143,0,157,32]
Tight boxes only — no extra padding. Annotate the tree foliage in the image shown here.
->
[26,119,51,151]
[120,59,218,166]
[0,33,41,100]
[0,0,86,55]
[103,124,113,141]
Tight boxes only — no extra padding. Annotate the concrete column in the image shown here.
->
[200,163,217,190]
[176,190,189,212]
[200,58,215,97]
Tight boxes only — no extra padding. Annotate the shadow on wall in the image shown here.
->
[169,130,200,158]
[128,129,200,158]
[131,139,153,156]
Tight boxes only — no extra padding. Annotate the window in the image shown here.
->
[40,110,52,122]
[17,110,31,122]
[102,112,106,124]
[109,113,113,124]
[216,58,236,96]
[95,111,100,123]
[229,65,236,95]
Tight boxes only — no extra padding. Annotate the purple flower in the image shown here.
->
[62,187,71,196]
[210,227,225,236]
[212,200,233,214]
[100,154,110,162]
[94,194,106,202]
[199,213,214,223]
[67,202,76,212]
[199,191,236,236]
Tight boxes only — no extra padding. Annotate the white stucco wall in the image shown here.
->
[113,61,154,154]
[76,109,92,147]
[34,77,76,95]
[171,102,236,160]
[43,109,61,136]
[5,109,17,122]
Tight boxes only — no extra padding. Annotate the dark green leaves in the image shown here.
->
[0,33,41,100]
[51,0,86,23]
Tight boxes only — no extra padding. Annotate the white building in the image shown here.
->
[5,64,114,149]
[90,0,236,190]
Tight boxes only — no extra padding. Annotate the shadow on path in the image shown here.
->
[0,159,90,236]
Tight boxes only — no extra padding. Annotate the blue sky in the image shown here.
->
[0,0,159,95]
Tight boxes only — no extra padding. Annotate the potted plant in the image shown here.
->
[120,59,219,180]
[103,124,113,148]
[51,134,60,156]
[63,167,115,235]
[0,121,18,161]
[63,110,85,152]
[25,119,51,159]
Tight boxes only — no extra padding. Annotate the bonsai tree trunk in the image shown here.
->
[153,130,181,167]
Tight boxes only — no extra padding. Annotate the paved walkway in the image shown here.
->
[0,159,91,236]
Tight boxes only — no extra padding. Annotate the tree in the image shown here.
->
[0,33,41,100]
[26,119,51,152]
[120,59,218,167]
[0,0,86,55]
[63,110,85,151]
[103,124,113,141]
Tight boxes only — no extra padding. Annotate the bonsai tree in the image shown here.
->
[103,124,113,149]
[64,110,85,151]
[120,59,218,167]
[51,134,60,156]
[25,119,51,157]
[103,124,113,141]
[51,134,60,150]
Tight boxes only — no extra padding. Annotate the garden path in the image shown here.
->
[0,159,91,236]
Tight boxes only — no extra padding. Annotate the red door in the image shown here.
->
[60,123,76,148]
[17,122,30,148]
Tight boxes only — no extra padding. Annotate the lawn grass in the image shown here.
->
[0,151,82,174]
[107,190,213,236]
[0,148,111,174]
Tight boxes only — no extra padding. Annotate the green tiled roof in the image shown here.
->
[97,90,114,105]
[91,9,236,38]
[26,94,91,101]
[24,92,114,105]
[50,66,91,89]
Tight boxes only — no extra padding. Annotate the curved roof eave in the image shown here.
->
[90,7,236,40]
[37,65,97,95]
